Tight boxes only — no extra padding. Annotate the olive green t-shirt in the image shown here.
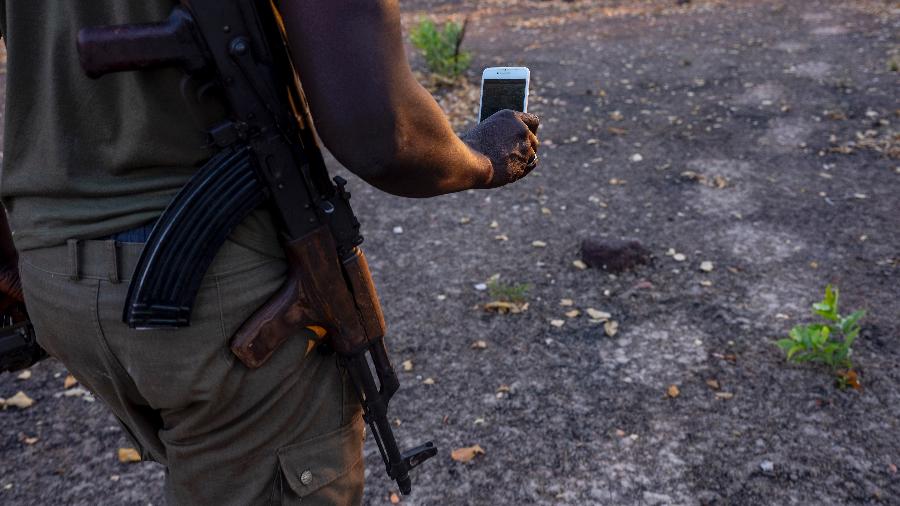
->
[0,1,228,251]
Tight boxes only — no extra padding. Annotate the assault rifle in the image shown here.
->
[77,0,435,494]
[0,317,45,374]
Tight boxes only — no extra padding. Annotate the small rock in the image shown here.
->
[630,153,643,162]
[559,298,574,307]
[700,261,714,272]
[572,259,588,270]
[760,460,775,473]
[392,226,404,234]
[471,340,488,350]
[673,253,687,262]
[474,283,487,291]
[580,238,651,272]
[16,370,31,380]
[532,240,547,248]
[550,319,565,328]
[642,492,672,506]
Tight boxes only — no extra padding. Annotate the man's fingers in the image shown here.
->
[514,112,540,134]
[527,130,539,151]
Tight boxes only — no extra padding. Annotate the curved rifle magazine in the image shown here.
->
[123,147,266,328]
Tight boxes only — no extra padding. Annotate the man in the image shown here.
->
[0,1,539,504]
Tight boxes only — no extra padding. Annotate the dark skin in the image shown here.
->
[0,0,539,306]
[278,0,540,197]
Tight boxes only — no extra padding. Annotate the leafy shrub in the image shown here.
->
[409,17,471,79]
[777,285,865,388]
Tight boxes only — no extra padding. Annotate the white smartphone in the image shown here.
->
[477,66,530,123]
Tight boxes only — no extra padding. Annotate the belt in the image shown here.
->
[103,221,157,243]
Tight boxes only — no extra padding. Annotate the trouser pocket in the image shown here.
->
[273,416,365,506]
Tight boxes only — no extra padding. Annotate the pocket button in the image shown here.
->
[299,469,313,486]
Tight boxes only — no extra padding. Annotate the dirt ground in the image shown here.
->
[1,0,898,504]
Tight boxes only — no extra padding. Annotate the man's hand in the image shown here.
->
[0,265,26,321]
[462,110,541,188]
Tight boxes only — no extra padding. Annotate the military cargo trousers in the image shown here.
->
[19,234,365,505]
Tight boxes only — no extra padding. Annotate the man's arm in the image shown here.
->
[278,1,539,198]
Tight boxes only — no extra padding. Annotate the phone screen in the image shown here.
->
[480,78,527,122]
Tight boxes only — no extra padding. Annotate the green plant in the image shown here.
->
[409,17,471,79]
[487,279,531,303]
[776,285,865,388]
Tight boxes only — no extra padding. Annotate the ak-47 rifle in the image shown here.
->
[0,317,44,374]
[77,0,436,494]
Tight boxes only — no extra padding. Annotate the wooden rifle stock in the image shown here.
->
[230,226,386,368]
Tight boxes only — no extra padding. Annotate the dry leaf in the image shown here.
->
[607,126,628,136]
[541,207,552,215]
[705,379,721,390]
[604,320,619,337]
[23,436,38,445]
[471,340,488,350]
[559,298,574,307]
[837,369,861,390]
[3,391,35,409]
[550,319,565,328]
[609,178,627,185]
[117,448,141,463]
[489,221,499,229]
[586,308,612,321]
[565,309,581,318]
[494,234,509,241]
[64,374,78,389]
[715,392,734,400]
[16,370,31,380]
[451,444,485,463]
[423,378,435,385]
[572,260,588,270]
[401,360,413,372]
[390,492,401,504]
[667,385,680,398]
[483,301,528,314]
